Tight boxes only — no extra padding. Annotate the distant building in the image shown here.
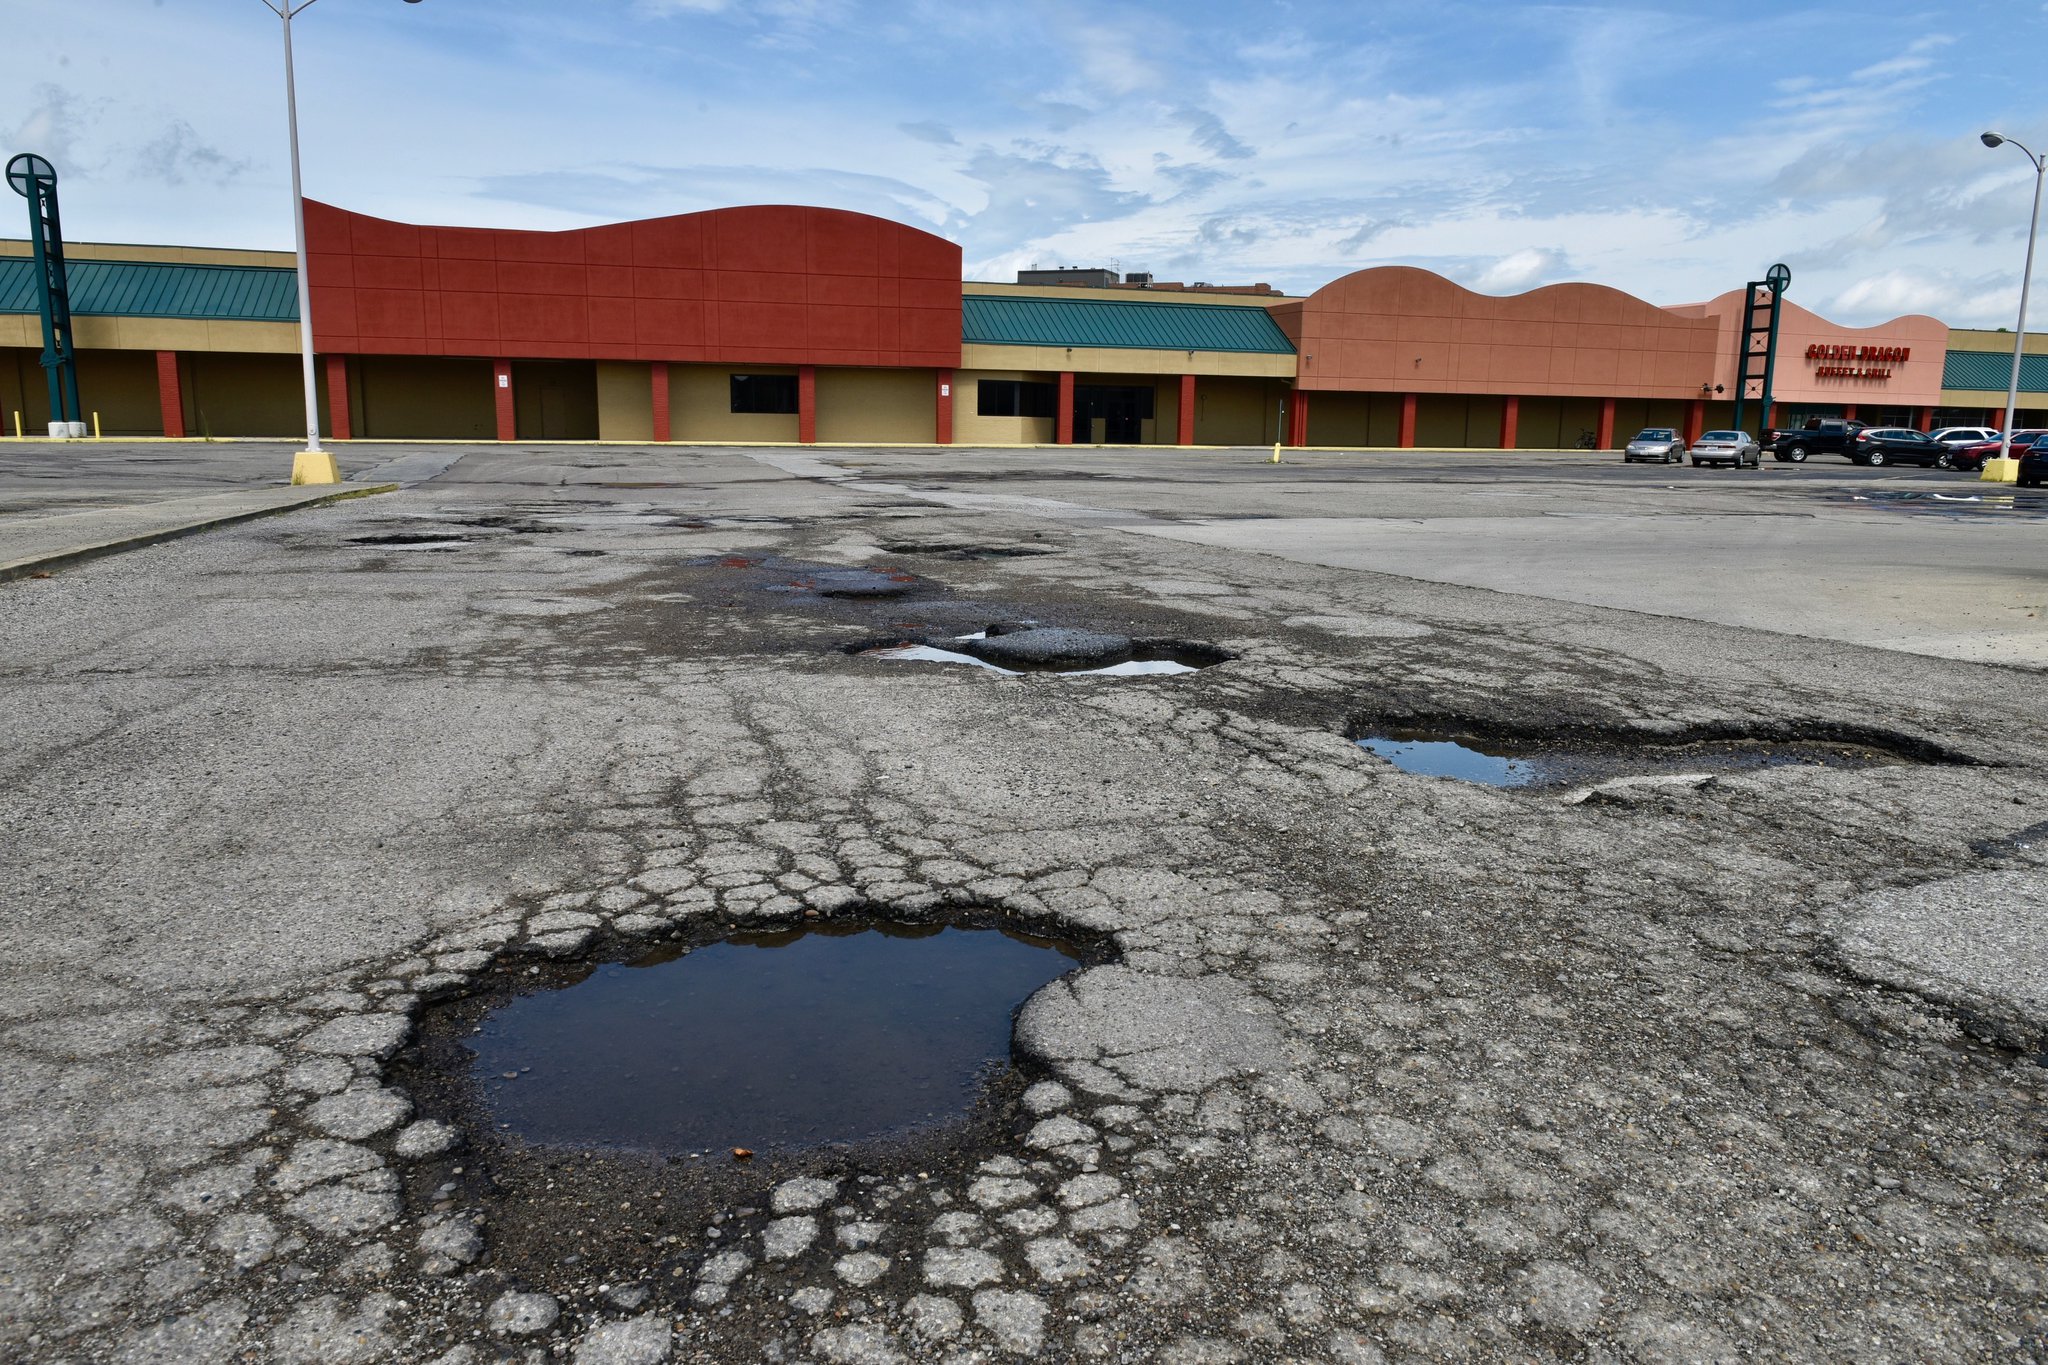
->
[3,202,2042,445]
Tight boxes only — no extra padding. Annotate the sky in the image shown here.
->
[4,0,2045,326]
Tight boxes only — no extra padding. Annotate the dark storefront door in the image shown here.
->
[1073,384,1154,443]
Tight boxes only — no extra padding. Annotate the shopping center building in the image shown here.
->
[4,201,2045,445]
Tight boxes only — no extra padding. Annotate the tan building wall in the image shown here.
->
[2,347,54,432]
[346,356,495,440]
[1193,377,1282,446]
[512,361,599,440]
[1945,329,2048,355]
[1305,391,1400,446]
[183,353,303,437]
[817,367,935,443]
[0,238,293,269]
[670,365,799,443]
[596,362,655,441]
[1,313,298,355]
[953,369,1056,445]
[74,350,163,435]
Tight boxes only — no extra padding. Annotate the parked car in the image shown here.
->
[1689,430,1760,468]
[2020,443,2047,488]
[1851,427,1948,467]
[1931,426,2001,447]
[1765,418,1866,462]
[1623,428,1685,463]
[1952,429,2046,471]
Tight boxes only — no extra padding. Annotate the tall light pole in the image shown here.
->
[1980,131,2045,485]
[262,0,421,486]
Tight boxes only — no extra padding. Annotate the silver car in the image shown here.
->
[1623,427,1685,463]
[1689,429,1760,468]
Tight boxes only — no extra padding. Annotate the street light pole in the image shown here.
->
[1981,131,2046,485]
[261,0,421,486]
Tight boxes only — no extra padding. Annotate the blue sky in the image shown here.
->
[5,0,2045,326]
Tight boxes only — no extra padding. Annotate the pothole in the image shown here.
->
[880,541,1060,561]
[392,912,1112,1293]
[346,532,473,550]
[413,917,1099,1160]
[1349,720,1962,789]
[853,627,1232,678]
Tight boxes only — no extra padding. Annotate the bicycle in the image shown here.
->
[1573,428,1598,450]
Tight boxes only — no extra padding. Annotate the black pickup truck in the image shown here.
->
[1763,418,1866,463]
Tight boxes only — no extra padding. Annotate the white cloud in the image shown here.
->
[1474,248,1570,293]
[1832,270,1958,318]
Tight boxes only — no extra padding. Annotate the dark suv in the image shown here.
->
[1852,427,1950,467]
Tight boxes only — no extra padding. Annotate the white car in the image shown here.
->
[1931,426,2000,447]
[1622,428,1685,463]
[1690,430,1760,468]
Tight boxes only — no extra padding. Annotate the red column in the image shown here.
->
[1842,404,1857,422]
[1287,389,1310,446]
[1499,396,1519,450]
[1398,393,1417,448]
[1765,403,1779,431]
[1178,374,1196,446]
[1915,407,1932,433]
[493,360,515,441]
[1056,372,1075,444]
[651,362,671,442]
[155,351,185,438]
[1684,399,1705,445]
[935,369,954,445]
[323,355,350,441]
[797,365,817,444]
[1596,397,1616,450]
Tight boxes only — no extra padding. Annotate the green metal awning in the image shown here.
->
[1943,347,2048,394]
[963,293,1294,353]
[0,257,297,322]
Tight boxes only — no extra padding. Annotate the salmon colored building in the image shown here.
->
[4,199,2044,445]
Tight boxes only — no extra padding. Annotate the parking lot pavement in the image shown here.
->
[2,442,2045,1364]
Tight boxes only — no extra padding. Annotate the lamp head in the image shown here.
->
[1981,131,2005,148]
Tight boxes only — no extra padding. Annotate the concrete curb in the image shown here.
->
[0,483,398,583]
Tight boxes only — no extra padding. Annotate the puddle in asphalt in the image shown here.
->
[1355,734,1541,787]
[466,922,1086,1154]
[1835,489,2048,519]
[347,532,472,550]
[1353,725,1925,789]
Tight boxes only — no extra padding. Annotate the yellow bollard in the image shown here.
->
[11,411,20,440]
[92,411,102,440]
[1270,441,1282,464]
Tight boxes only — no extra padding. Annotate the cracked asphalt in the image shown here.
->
[1,442,2045,1365]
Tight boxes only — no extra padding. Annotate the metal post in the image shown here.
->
[277,0,332,481]
[1760,284,1786,424]
[1994,153,2043,474]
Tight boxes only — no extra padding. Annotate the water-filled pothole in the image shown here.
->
[1835,489,2048,520]
[464,921,1088,1155]
[1351,723,1944,789]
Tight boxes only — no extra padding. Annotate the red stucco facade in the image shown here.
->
[1270,267,1723,400]
[303,201,962,369]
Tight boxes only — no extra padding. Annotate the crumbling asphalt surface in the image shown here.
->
[1,443,2045,1365]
